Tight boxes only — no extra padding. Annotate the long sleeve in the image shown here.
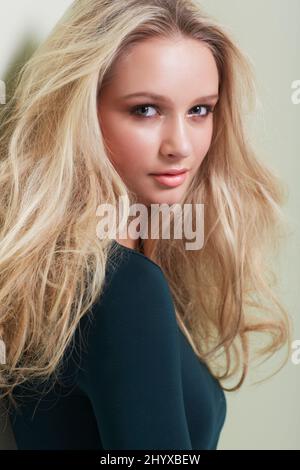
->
[77,251,193,450]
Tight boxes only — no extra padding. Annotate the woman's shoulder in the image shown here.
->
[82,239,178,336]
[61,240,179,391]
[73,239,179,368]
[102,240,169,300]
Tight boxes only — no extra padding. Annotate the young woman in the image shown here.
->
[0,0,292,450]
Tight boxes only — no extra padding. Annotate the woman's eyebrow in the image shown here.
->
[119,92,219,103]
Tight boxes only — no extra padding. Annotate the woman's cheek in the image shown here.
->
[198,126,214,158]
[121,136,150,168]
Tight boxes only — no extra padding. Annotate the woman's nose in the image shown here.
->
[159,115,192,160]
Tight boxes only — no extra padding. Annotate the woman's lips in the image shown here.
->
[150,170,188,187]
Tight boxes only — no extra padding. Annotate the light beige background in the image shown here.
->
[0,0,299,450]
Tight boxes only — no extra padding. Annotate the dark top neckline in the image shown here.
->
[112,239,162,272]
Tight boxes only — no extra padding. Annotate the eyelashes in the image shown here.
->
[129,103,215,119]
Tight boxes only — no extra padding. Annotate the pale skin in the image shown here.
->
[97,36,219,256]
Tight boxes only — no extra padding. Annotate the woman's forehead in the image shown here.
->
[100,37,219,102]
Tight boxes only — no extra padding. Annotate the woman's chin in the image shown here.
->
[137,191,186,207]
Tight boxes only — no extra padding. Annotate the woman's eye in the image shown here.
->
[192,105,214,117]
[130,103,214,119]
[130,104,158,118]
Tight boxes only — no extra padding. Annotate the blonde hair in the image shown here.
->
[0,0,292,410]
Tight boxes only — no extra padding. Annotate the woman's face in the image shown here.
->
[97,36,219,206]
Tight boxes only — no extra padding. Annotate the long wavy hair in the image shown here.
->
[0,0,292,411]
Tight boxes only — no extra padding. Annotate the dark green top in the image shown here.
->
[8,240,226,450]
